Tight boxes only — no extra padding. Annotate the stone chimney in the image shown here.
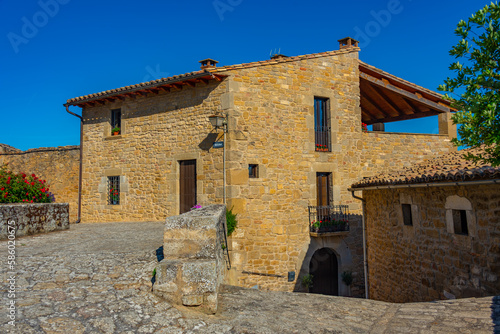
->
[199,59,219,70]
[338,37,360,50]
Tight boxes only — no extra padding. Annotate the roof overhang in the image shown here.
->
[359,62,456,125]
[65,72,228,108]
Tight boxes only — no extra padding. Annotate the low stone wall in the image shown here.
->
[0,145,80,223]
[153,204,226,314]
[0,203,70,240]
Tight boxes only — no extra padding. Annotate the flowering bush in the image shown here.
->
[315,144,329,151]
[109,188,119,204]
[191,204,202,210]
[0,164,55,204]
[362,123,368,133]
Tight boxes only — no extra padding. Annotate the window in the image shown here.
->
[108,176,120,205]
[452,209,468,235]
[249,164,258,178]
[445,195,473,237]
[402,204,413,226]
[111,109,121,135]
[314,97,330,152]
[316,172,332,222]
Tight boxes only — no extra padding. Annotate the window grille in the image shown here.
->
[314,97,331,152]
[108,176,120,205]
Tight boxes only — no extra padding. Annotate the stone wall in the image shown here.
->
[153,205,226,314]
[0,203,69,239]
[360,132,455,181]
[80,81,226,223]
[0,146,80,223]
[364,184,500,302]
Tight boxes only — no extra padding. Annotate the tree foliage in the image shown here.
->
[439,2,500,166]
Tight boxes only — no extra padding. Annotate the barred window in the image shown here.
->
[108,176,120,205]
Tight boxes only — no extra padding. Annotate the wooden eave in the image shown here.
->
[359,62,456,125]
[67,73,227,108]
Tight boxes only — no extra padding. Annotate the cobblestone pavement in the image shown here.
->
[1,222,499,333]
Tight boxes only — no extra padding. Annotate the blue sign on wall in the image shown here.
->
[213,141,224,148]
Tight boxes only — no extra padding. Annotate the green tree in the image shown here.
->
[439,2,500,166]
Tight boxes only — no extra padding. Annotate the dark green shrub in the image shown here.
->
[226,206,238,237]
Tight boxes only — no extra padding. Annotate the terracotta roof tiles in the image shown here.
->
[351,147,500,189]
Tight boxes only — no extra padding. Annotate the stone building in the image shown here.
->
[65,38,457,294]
[350,148,500,302]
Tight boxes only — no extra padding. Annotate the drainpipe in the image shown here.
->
[64,104,82,224]
[350,189,369,299]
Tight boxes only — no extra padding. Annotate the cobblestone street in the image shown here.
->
[1,222,499,333]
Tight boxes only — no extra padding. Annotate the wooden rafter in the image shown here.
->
[361,94,390,120]
[360,72,451,113]
[366,82,408,116]
[361,82,394,117]
[184,80,196,88]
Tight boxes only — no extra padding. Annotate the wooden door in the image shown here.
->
[317,172,331,221]
[179,160,196,214]
[310,248,338,296]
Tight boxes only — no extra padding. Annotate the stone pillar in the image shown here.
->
[153,204,226,314]
[438,112,457,140]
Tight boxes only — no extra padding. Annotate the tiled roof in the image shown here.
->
[210,48,359,73]
[66,70,216,105]
[66,48,359,105]
[351,147,500,189]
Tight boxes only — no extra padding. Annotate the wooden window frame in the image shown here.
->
[314,97,331,152]
[249,164,259,178]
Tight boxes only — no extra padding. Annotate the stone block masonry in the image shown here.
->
[0,203,69,239]
[153,204,226,314]
[365,184,500,302]
[0,145,80,223]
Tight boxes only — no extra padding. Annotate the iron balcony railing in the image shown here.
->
[308,205,350,233]
[315,126,331,152]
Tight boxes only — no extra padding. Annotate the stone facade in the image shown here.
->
[154,205,226,314]
[0,146,80,223]
[80,81,226,222]
[0,203,69,239]
[71,46,456,293]
[364,184,500,302]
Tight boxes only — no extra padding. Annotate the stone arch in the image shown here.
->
[297,237,353,296]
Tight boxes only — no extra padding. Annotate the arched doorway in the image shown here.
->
[309,248,338,296]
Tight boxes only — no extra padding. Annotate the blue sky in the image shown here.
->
[0,0,485,150]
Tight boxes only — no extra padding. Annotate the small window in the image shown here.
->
[314,97,331,152]
[452,209,468,235]
[249,164,258,178]
[402,204,413,226]
[108,176,120,205]
[111,109,121,135]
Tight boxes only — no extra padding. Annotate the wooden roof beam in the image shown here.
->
[360,72,451,114]
[367,82,409,116]
[361,93,392,118]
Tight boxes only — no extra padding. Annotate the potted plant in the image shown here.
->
[112,126,121,135]
[341,271,353,296]
[301,274,313,292]
[361,123,368,133]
